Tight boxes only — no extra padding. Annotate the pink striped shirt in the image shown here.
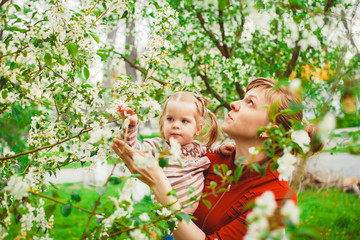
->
[121,124,222,209]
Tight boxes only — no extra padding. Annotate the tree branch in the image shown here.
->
[30,191,102,215]
[235,82,245,99]
[81,164,117,239]
[324,0,337,12]
[341,10,360,57]
[116,53,168,85]
[196,12,229,58]
[0,0,10,8]
[218,9,230,58]
[231,4,245,56]
[197,70,231,110]
[0,127,93,161]
[284,41,301,78]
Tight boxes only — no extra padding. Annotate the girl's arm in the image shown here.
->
[203,142,236,156]
[112,139,206,240]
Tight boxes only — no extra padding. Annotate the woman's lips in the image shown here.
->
[226,114,233,120]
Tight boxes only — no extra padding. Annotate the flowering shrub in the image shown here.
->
[1,0,359,239]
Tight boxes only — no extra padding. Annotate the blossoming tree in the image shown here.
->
[0,0,359,239]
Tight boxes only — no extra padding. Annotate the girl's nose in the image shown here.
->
[230,101,240,111]
[172,121,180,128]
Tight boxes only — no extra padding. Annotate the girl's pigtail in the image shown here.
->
[205,111,219,148]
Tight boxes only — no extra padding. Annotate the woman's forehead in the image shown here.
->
[244,87,268,102]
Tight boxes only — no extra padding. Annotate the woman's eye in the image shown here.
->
[182,120,189,124]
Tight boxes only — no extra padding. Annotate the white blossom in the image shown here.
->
[169,137,182,164]
[130,229,149,240]
[281,200,300,225]
[291,130,310,153]
[248,146,259,156]
[245,191,288,240]
[277,149,298,181]
[4,175,30,200]
[139,213,150,222]
[318,112,336,141]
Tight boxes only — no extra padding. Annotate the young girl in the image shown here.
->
[118,92,234,213]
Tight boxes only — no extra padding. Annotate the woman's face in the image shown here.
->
[221,87,270,140]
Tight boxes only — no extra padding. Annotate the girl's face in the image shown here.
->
[163,100,202,146]
[221,87,270,140]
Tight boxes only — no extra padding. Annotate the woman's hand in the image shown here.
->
[112,139,206,240]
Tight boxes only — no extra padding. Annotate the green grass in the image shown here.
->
[296,188,360,240]
[7,185,360,239]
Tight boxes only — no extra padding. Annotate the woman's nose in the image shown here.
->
[230,101,240,111]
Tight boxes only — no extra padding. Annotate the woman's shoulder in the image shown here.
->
[205,152,233,166]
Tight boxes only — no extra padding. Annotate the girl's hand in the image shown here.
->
[117,104,138,126]
[220,142,236,155]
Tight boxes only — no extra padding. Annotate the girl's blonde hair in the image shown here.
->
[246,77,323,153]
[159,92,219,147]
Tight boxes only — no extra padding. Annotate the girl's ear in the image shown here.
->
[195,123,203,136]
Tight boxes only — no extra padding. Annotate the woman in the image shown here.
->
[112,78,321,239]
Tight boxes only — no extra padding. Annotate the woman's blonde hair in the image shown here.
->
[246,77,323,153]
[159,92,219,147]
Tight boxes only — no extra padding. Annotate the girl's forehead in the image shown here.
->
[165,100,197,114]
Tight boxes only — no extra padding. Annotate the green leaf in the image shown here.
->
[202,199,212,209]
[210,181,217,189]
[66,43,79,58]
[71,191,81,202]
[218,0,229,10]
[96,51,107,61]
[234,166,244,184]
[6,26,27,33]
[213,165,222,176]
[120,10,128,19]
[61,203,72,217]
[221,164,229,175]
[83,67,90,80]
[90,150,98,157]
[52,190,60,198]
[259,162,269,177]
[13,4,21,11]
[89,31,99,44]
[175,212,191,223]
[269,100,280,122]
[1,90,8,99]
[279,109,297,115]
[109,177,122,185]
[44,53,52,66]
[45,204,57,218]
[251,163,260,172]
[159,157,168,168]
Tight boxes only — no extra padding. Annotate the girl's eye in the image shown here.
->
[248,100,254,106]
[182,119,189,124]
[167,117,174,122]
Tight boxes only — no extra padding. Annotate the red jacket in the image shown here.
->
[193,153,297,240]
